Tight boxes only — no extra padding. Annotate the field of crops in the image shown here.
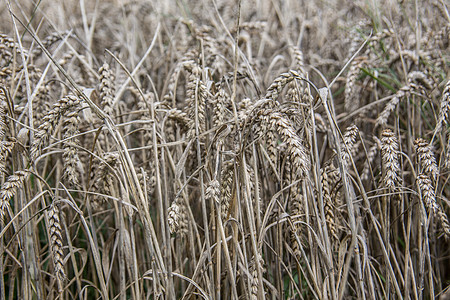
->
[0,0,449,299]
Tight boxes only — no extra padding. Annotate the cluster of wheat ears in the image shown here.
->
[0,0,449,299]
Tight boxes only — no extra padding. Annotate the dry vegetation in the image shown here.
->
[0,0,449,299]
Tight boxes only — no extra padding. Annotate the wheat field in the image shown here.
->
[0,0,449,299]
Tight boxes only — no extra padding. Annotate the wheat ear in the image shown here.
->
[342,124,359,167]
[99,63,115,115]
[62,110,82,186]
[31,94,81,160]
[48,201,66,292]
[417,174,439,214]
[0,170,30,221]
[414,138,439,181]
[434,80,450,135]
[416,173,450,237]
[220,160,234,221]
[249,254,265,300]
[167,196,182,234]
[380,129,401,191]
[361,138,380,181]
[322,166,339,242]
[259,110,310,178]
[436,205,450,238]
[265,70,301,102]
[344,57,366,112]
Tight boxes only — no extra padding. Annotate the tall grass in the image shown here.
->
[0,0,449,299]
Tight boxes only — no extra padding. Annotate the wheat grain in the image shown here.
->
[258,110,310,178]
[345,57,366,112]
[414,138,439,181]
[289,188,304,259]
[220,160,234,221]
[212,84,229,129]
[33,84,51,127]
[249,254,264,300]
[265,70,301,102]
[48,201,65,292]
[0,170,30,220]
[437,206,450,239]
[166,108,190,131]
[186,68,207,139]
[62,110,82,186]
[32,30,70,57]
[322,166,339,242]
[417,174,439,214]
[167,193,188,235]
[362,138,380,181]
[342,124,359,167]
[0,92,7,140]
[99,63,115,115]
[168,197,182,234]
[407,71,434,90]
[377,82,426,126]
[416,173,450,237]
[0,33,27,60]
[377,86,412,126]
[0,140,14,174]
[446,131,450,169]
[206,179,220,203]
[31,94,81,160]
[435,80,450,134]
[436,205,450,238]
[91,152,119,210]
[381,129,401,191]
